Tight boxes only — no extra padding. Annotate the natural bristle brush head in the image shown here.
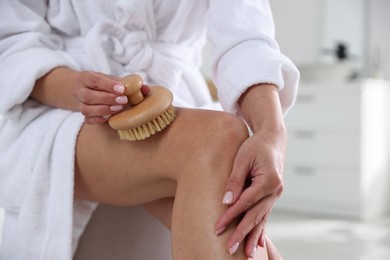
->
[108,74,176,141]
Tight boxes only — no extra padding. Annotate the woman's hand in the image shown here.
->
[72,71,129,124]
[215,84,286,258]
[216,127,285,257]
[32,67,149,123]
[72,71,151,124]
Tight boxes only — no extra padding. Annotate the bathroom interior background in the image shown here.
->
[268,0,390,219]
[264,0,390,259]
[1,0,390,259]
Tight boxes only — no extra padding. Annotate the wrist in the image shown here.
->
[32,67,79,110]
[237,84,285,135]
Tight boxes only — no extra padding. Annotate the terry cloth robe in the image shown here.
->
[0,0,299,259]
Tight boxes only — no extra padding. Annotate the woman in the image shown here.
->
[0,0,299,259]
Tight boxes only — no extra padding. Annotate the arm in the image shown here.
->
[237,84,285,135]
[216,84,286,258]
[206,0,299,257]
[0,2,133,122]
[31,67,80,111]
[0,0,79,116]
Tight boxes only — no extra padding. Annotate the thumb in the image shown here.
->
[141,85,151,95]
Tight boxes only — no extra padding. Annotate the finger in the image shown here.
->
[76,87,128,106]
[84,115,110,125]
[96,72,150,97]
[258,229,266,248]
[141,85,151,95]
[216,178,280,233]
[258,210,270,248]
[245,223,264,258]
[79,103,123,118]
[250,245,269,260]
[221,150,250,206]
[225,196,271,254]
[96,72,121,81]
[227,198,265,251]
[265,235,283,260]
[79,71,125,95]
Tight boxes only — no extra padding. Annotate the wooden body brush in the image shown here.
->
[108,74,176,141]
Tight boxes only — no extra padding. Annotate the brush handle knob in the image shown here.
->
[120,74,144,105]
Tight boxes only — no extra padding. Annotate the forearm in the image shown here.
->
[217,84,287,258]
[237,84,286,136]
[30,67,79,111]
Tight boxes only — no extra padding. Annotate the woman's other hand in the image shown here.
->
[216,128,285,257]
[215,84,286,258]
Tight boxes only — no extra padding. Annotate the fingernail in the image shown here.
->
[102,115,110,119]
[215,226,226,235]
[110,105,123,112]
[250,246,257,258]
[228,242,239,255]
[113,84,125,94]
[222,191,233,204]
[115,95,128,104]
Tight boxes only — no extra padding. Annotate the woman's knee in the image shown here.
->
[176,110,249,180]
[200,112,249,158]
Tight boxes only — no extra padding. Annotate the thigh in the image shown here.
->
[74,108,241,206]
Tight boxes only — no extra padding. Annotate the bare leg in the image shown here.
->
[74,108,265,259]
[144,198,174,229]
[144,199,271,260]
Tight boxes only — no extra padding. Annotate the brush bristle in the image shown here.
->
[117,106,176,141]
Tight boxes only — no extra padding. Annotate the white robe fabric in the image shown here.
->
[0,0,299,259]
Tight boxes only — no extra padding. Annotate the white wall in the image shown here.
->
[270,0,365,67]
[0,208,4,251]
[270,0,322,65]
[367,0,390,80]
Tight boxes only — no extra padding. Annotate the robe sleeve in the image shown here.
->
[0,0,79,117]
[205,0,299,115]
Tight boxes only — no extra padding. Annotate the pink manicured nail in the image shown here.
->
[113,84,125,94]
[222,191,233,204]
[215,226,226,235]
[250,246,257,258]
[228,242,239,255]
[110,105,123,112]
[115,96,128,104]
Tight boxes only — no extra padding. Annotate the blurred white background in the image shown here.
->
[0,208,3,250]
[266,0,390,259]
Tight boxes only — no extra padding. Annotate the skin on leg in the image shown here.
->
[144,198,174,229]
[144,199,270,260]
[74,108,266,259]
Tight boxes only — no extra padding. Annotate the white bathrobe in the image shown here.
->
[0,0,299,259]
